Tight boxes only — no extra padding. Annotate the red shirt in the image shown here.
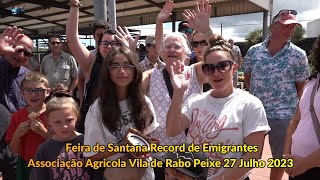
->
[5,107,48,161]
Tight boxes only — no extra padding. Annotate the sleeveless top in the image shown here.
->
[148,65,201,155]
[78,57,103,133]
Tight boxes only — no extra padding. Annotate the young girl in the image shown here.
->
[84,47,158,179]
[30,97,90,179]
[166,35,270,180]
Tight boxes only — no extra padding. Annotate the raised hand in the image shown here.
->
[183,0,211,33]
[157,0,175,23]
[115,26,140,51]
[0,26,24,55]
[168,61,190,92]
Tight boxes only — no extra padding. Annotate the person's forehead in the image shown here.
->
[101,34,115,41]
[192,33,205,41]
[94,28,105,35]
[164,37,182,45]
[50,37,61,42]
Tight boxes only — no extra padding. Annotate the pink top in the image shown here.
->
[291,76,320,157]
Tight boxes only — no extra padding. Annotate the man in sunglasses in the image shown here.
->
[243,9,310,180]
[40,36,78,96]
[0,26,33,180]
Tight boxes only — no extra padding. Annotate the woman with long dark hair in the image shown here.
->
[84,47,158,179]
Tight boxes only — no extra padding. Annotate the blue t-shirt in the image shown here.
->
[243,37,310,120]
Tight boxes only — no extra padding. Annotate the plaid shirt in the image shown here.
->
[139,56,165,72]
[41,51,78,88]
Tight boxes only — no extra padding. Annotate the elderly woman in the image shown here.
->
[141,1,208,179]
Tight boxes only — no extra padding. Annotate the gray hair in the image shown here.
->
[161,32,191,57]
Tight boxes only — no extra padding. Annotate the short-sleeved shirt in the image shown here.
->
[0,56,29,113]
[243,37,310,120]
[29,135,91,180]
[5,108,48,162]
[182,89,270,178]
[41,51,78,88]
[139,56,165,72]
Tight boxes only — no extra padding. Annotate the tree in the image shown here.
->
[245,28,263,47]
[291,26,305,44]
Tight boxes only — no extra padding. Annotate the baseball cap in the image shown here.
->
[178,20,190,32]
[272,9,301,26]
[155,150,208,180]
[145,35,155,46]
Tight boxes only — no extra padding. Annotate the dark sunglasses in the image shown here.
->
[16,49,33,57]
[191,40,208,48]
[50,42,61,45]
[100,41,121,48]
[202,60,233,75]
[22,88,48,95]
[180,28,193,34]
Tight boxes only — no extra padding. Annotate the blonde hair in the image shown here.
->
[46,97,79,120]
[21,72,49,89]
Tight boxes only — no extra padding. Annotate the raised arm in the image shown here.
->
[115,26,140,52]
[166,61,191,136]
[155,0,174,54]
[183,0,213,41]
[66,0,94,77]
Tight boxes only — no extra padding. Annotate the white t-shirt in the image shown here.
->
[182,89,270,179]
[291,77,320,158]
[84,96,159,159]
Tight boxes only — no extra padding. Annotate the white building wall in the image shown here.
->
[307,19,320,37]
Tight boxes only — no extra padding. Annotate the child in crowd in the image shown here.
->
[5,72,52,179]
[83,47,159,179]
[30,96,90,179]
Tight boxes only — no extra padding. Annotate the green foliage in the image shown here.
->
[291,26,305,44]
[244,28,263,47]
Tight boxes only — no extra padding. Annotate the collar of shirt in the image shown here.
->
[262,36,291,51]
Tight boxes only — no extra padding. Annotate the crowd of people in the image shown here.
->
[0,0,319,180]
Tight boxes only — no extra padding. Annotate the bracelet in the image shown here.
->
[203,28,214,37]
[70,2,82,7]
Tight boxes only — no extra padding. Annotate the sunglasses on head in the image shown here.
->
[202,60,233,75]
[180,28,193,34]
[100,41,121,48]
[16,49,33,57]
[191,40,208,48]
[273,9,297,22]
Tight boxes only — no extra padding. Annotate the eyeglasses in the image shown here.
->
[22,88,48,95]
[164,44,183,51]
[108,64,135,72]
[180,28,193,34]
[272,9,297,23]
[100,41,121,48]
[202,60,233,75]
[50,42,61,45]
[191,40,208,48]
[16,49,33,57]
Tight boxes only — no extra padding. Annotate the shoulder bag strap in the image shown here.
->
[310,76,320,145]
[162,69,173,99]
